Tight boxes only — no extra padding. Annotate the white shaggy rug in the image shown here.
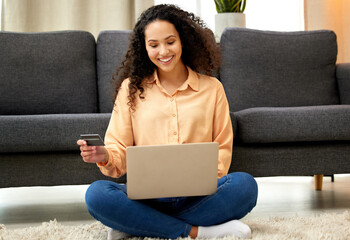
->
[0,211,349,240]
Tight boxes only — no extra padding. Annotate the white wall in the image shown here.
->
[245,0,304,31]
[155,0,304,32]
[0,0,2,30]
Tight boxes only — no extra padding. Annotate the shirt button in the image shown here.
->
[172,113,176,117]
[173,131,177,135]
[170,98,174,102]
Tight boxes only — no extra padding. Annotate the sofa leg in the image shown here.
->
[314,174,323,191]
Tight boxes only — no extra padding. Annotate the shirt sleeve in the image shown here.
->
[213,81,234,178]
[97,79,133,178]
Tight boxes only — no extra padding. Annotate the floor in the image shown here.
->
[0,174,349,229]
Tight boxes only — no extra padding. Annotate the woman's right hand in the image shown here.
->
[77,140,108,164]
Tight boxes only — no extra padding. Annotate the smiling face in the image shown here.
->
[144,20,184,75]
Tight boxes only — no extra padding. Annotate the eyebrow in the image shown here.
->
[147,35,176,42]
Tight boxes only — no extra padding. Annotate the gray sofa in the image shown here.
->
[220,28,350,185]
[1,28,349,188]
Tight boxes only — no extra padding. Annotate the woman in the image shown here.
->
[77,4,258,240]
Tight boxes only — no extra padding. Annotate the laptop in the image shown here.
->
[126,142,219,200]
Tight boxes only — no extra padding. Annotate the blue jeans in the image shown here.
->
[85,172,258,239]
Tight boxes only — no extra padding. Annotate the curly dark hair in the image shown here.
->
[112,4,221,111]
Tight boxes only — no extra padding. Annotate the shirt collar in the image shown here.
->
[147,66,200,92]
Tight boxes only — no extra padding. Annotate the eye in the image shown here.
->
[168,41,175,45]
[150,45,158,48]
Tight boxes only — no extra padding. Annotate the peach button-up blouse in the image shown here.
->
[98,67,233,179]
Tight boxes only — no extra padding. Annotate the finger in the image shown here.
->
[85,155,106,163]
[77,140,87,146]
[81,152,94,162]
[80,151,96,158]
[82,154,104,163]
[80,145,96,152]
[82,157,93,163]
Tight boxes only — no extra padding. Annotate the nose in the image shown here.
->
[159,44,169,56]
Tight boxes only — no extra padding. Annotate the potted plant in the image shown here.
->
[214,0,247,41]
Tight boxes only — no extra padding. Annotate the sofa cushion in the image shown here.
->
[235,105,350,143]
[0,113,111,152]
[96,30,131,113]
[0,31,98,115]
[220,28,339,112]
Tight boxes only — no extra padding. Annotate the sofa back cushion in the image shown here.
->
[220,28,339,112]
[96,30,131,113]
[0,31,97,115]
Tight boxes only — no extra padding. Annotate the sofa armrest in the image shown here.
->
[336,63,350,104]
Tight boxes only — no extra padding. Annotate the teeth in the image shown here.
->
[159,56,173,62]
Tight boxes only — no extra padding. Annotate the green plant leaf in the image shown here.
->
[230,0,242,12]
[214,0,224,13]
[241,0,246,12]
[223,0,230,12]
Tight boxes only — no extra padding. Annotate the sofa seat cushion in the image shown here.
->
[0,113,111,152]
[235,105,350,143]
